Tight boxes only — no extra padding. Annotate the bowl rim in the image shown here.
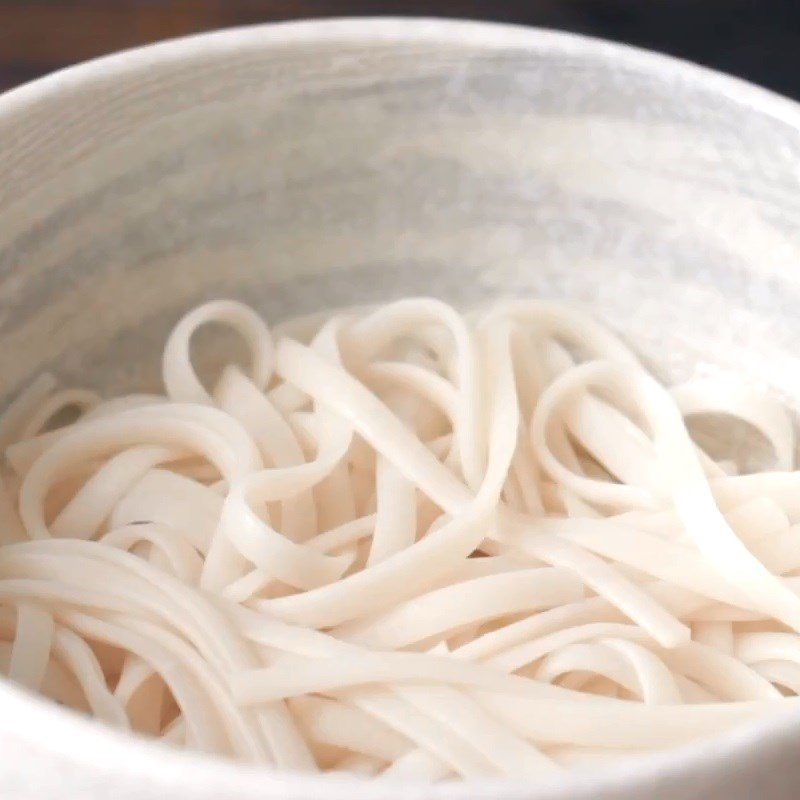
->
[3,15,800,798]
[5,14,800,126]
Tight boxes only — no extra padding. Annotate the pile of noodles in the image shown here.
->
[1,297,800,781]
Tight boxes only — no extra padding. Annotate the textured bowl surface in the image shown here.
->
[3,16,800,800]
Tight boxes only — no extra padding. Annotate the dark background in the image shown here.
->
[0,1,799,98]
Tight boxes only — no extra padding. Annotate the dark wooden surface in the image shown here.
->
[1,1,799,97]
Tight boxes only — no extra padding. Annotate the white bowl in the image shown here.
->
[3,17,800,800]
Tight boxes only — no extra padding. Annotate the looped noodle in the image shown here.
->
[2,297,800,781]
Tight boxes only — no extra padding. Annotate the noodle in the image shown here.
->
[1,296,799,781]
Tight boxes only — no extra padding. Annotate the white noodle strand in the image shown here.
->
[2,297,800,781]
